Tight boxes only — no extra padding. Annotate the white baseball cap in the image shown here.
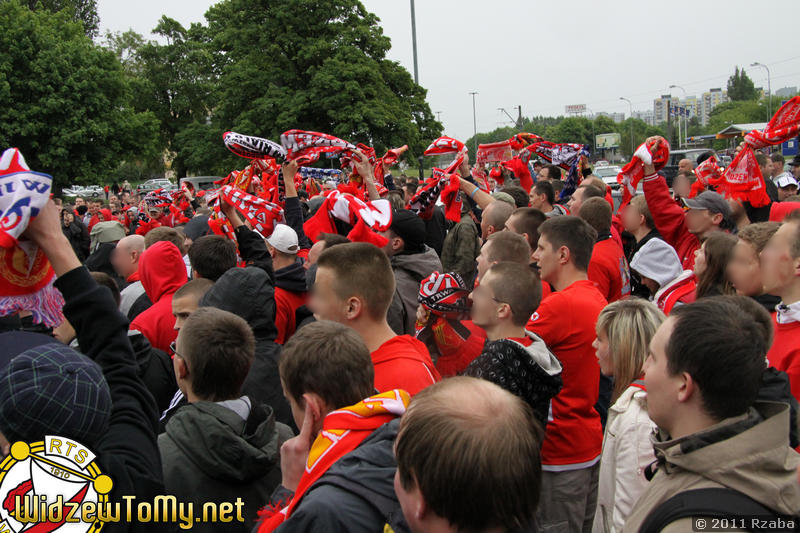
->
[266,224,299,254]
[775,173,799,189]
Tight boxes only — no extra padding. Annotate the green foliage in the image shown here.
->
[0,1,160,189]
[727,66,758,101]
[9,0,100,37]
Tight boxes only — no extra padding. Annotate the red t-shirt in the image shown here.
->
[274,287,308,344]
[587,237,631,303]
[527,279,607,467]
[767,319,800,404]
[371,336,441,395]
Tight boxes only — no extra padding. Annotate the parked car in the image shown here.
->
[179,176,222,192]
[593,165,623,188]
[662,148,714,186]
[137,179,174,195]
[63,185,103,198]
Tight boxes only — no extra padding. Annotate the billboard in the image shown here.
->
[565,104,586,114]
[596,133,621,149]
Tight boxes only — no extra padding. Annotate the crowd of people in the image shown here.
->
[1,128,800,533]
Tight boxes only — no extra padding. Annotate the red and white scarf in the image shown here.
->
[0,148,64,326]
[303,190,392,247]
[617,137,671,206]
[257,389,411,532]
[218,185,284,237]
[224,131,287,160]
[744,96,800,149]
[407,168,462,223]
[281,130,356,166]
[476,140,513,165]
[424,136,467,175]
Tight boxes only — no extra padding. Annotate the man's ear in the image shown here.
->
[344,296,364,320]
[557,245,570,265]
[677,371,694,404]
[710,212,723,226]
[301,392,328,433]
[175,356,189,381]
[408,474,429,522]
[496,302,512,321]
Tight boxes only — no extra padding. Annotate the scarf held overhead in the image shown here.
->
[303,190,392,247]
[617,137,670,206]
[280,130,356,165]
[257,389,411,532]
[0,148,64,326]
[223,131,287,160]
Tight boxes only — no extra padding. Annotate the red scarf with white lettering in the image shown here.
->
[281,130,355,166]
[257,390,411,532]
[744,96,800,149]
[303,190,392,247]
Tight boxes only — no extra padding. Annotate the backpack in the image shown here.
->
[640,488,797,532]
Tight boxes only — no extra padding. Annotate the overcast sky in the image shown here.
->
[98,0,799,141]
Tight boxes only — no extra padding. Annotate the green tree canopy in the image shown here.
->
[0,1,160,188]
[727,66,758,101]
[9,0,100,37]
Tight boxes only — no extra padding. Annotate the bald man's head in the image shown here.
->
[112,234,145,280]
[480,200,514,241]
[395,377,543,532]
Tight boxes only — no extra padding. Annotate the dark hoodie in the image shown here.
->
[159,400,292,533]
[274,260,309,344]
[387,246,443,336]
[199,267,293,428]
[272,419,410,533]
[129,241,188,353]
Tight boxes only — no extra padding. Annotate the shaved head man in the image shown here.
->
[480,200,514,241]
[113,234,146,315]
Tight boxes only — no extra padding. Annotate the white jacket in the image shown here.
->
[592,384,657,533]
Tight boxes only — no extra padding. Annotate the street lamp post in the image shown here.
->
[750,62,772,119]
[470,91,478,155]
[670,85,687,148]
[409,0,419,84]
[620,97,634,155]
[586,108,596,155]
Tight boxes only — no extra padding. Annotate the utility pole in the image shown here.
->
[517,105,523,129]
[470,91,479,155]
[620,97,634,155]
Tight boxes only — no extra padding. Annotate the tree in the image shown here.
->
[170,0,441,177]
[727,66,758,101]
[11,0,99,37]
[0,1,160,189]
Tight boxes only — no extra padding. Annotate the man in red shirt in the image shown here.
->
[761,210,800,403]
[265,223,308,344]
[311,242,440,395]
[640,141,732,270]
[579,197,631,303]
[527,215,607,532]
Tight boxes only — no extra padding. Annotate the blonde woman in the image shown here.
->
[591,299,665,533]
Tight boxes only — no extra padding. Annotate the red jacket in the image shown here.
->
[767,319,800,405]
[587,236,631,303]
[274,287,307,344]
[129,241,188,352]
[371,336,440,395]
[643,173,699,270]
[527,279,607,467]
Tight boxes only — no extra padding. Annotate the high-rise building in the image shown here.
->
[596,111,625,123]
[653,94,672,124]
[632,110,654,126]
[699,88,728,125]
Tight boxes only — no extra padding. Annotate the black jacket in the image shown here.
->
[464,333,563,428]
[85,242,126,289]
[128,332,177,413]
[423,205,447,257]
[159,400,292,533]
[56,266,169,532]
[284,196,313,251]
[62,220,90,261]
[270,419,410,533]
[199,267,293,429]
